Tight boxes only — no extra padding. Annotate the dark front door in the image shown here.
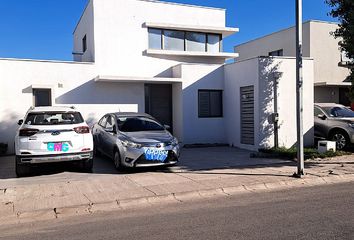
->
[145,84,172,130]
[339,87,350,106]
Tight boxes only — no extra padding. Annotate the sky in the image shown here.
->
[0,0,337,61]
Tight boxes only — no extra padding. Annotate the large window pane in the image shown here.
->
[163,30,185,51]
[186,32,206,52]
[207,34,221,53]
[148,28,162,49]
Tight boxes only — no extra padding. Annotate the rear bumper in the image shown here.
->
[17,151,93,164]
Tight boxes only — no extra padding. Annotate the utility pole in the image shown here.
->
[295,0,304,177]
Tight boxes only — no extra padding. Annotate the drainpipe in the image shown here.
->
[273,72,281,149]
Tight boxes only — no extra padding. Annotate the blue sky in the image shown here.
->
[0,0,336,61]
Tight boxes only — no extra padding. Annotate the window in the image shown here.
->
[198,90,223,118]
[82,35,87,52]
[268,49,283,57]
[207,34,221,53]
[314,107,324,117]
[99,115,108,128]
[25,112,84,125]
[148,28,221,53]
[186,32,206,52]
[148,28,162,49]
[117,117,165,132]
[33,89,52,107]
[163,30,185,51]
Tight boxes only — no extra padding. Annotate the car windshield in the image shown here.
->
[323,107,354,118]
[25,112,84,125]
[117,117,165,132]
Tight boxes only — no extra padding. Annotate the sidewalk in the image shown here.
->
[0,147,353,225]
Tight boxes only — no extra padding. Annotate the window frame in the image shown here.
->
[198,89,223,118]
[148,28,221,53]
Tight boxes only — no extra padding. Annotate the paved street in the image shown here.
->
[0,147,353,224]
[0,182,353,240]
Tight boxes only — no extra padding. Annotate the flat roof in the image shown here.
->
[0,57,93,65]
[234,20,339,48]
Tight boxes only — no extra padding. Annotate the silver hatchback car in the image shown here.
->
[92,113,180,169]
[314,103,354,150]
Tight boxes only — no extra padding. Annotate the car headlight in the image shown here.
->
[171,137,179,146]
[348,123,354,129]
[122,140,142,149]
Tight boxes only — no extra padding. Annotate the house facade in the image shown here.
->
[234,20,351,106]
[0,0,314,154]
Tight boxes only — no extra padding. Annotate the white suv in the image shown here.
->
[15,106,94,177]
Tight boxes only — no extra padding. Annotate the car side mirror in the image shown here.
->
[164,124,171,130]
[317,114,327,120]
[18,119,23,126]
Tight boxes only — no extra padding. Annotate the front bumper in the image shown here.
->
[120,144,180,168]
[17,151,93,164]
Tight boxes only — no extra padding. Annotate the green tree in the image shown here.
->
[326,0,354,102]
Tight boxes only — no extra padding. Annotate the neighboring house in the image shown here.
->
[0,0,314,154]
[234,20,351,106]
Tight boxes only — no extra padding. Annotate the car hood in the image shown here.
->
[121,131,174,143]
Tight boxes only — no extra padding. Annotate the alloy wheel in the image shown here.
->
[332,133,347,150]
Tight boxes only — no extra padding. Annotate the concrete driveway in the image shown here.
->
[0,147,291,185]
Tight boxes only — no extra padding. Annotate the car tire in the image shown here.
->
[82,158,93,173]
[15,157,31,177]
[330,130,349,150]
[114,151,122,171]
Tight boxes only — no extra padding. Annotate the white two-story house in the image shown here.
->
[0,0,315,154]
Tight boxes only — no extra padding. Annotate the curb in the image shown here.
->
[1,174,354,225]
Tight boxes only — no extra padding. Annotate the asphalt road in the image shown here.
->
[0,182,353,240]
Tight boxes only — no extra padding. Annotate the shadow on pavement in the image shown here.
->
[0,147,316,180]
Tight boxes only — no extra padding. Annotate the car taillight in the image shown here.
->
[19,128,39,137]
[74,126,90,134]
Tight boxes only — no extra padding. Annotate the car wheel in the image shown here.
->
[82,158,93,173]
[330,130,349,150]
[15,157,31,177]
[114,151,122,171]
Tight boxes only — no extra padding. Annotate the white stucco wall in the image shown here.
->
[235,21,350,87]
[92,0,227,78]
[73,0,95,62]
[175,64,226,144]
[235,23,311,61]
[225,57,314,150]
[0,59,144,153]
[309,21,350,84]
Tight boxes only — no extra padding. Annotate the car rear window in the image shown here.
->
[117,117,165,132]
[25,112,84,125]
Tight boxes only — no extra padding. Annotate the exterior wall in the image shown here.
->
[92,0,226,78]
[224,57,314,150]
[309,21,350,84]
[0,59,144,153]
[235,21,350,86]
[224,58,260,151]
[176,64,226,144]
[235,22,311,61]
[73,0,95,62]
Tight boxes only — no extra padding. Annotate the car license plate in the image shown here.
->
[47,142,69,152]
[144,148,168,161]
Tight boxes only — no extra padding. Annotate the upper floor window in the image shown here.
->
[82,35,87,53]
[269,49,283,57]
[148,28,221,53]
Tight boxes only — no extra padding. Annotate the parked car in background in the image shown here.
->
[92,113,180,170]
[314,103,354,150]
[15,106,94,177]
